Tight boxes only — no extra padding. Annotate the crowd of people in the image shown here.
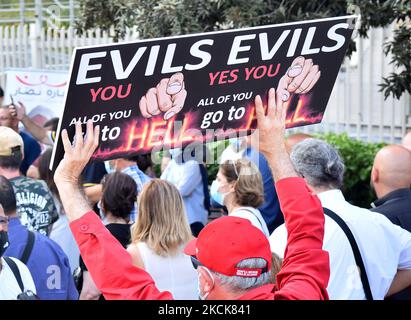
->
[0,85,411,300]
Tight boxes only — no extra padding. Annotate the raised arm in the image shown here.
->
[9,102,53,145]
[254,88,329,300]
[54,120,172,300]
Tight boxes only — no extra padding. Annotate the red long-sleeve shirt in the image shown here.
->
[70,177,330,300]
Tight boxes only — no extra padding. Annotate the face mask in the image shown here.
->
[0,231,9,258]
[210,180,229,206]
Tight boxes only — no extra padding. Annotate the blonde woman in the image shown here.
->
[210,159,270,237]
[127,179,198,300]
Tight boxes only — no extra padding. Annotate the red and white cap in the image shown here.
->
[184,216,271,278]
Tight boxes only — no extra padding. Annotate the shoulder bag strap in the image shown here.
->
[3,256,25,292]
[323,207,374,300]
[21,231,35,264]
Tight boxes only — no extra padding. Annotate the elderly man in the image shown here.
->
[53,88,330,300]
[270,138,411,300]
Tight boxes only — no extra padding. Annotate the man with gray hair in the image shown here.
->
[270,138,411,300]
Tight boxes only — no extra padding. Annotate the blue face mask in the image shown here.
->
[210,180,228,206]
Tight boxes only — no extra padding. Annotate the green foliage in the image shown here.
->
[316,132,386,208]
[76,0,411,100]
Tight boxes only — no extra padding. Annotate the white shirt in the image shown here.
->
[270,189,411,300]
[230,207,270,237]
[0,257,37,300]
[137,242,198,300]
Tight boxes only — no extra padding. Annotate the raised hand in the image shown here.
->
[54,120,100,187]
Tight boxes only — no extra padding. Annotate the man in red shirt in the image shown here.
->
[53,87,330,300]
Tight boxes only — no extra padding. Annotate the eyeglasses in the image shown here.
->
[0,216,9,225]
[190,256,205,270]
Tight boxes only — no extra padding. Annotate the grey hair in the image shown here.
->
[211,258,271,292]
[290,138,345,189]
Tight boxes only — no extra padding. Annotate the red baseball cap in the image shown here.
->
[184,216,271,278]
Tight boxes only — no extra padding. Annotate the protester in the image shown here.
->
[219,135,283,234]
[104,156,151,222]
[0,126,58,236]
[210,159,270,237]
[79,172,135,300]
[0,106,41,175]
[0,203,37,300]
[53,88,330,300]
[38,149,80,273]
[370,145,411,231]
[403,131,411,152]
[127,179,197,299]
[0,176,78,300]
[161,147,208,236]
[270,138,411,300]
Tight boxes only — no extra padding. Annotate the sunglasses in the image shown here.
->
[0,216,9,224]
[190,256,205,270]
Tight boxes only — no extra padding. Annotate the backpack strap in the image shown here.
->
[323,207,374,300]
[20,231,35,265]
[3,256,25,293]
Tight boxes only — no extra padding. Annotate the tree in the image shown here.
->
[76,0,410,100]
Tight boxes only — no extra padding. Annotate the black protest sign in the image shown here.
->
[50,15,356,170]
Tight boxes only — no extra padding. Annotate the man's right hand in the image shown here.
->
[8,101,26,121]
[254,88,297,181]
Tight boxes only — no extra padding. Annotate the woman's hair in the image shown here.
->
[101,172,137,221]
[131,179,192,256]
[220,159,264,208]
[38,148,58,197]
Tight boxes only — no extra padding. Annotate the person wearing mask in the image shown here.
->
[210,159,270,237]
[161,147,208,237]
[0,176,77,300]
[0,126,58,236]
[79,171,135,300]
[127,179,198,299]
[271,138,411,300]
[52,88,330,300]
[0,203,37,300]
